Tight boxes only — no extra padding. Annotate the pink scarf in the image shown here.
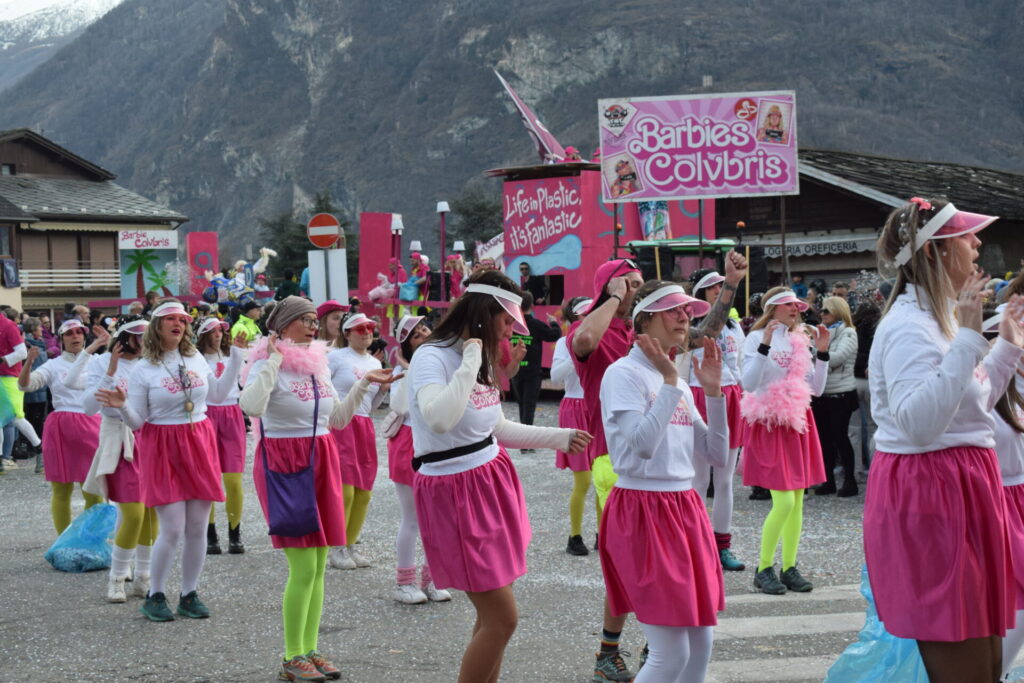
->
[240,337,330,385]
[740,330,812,433]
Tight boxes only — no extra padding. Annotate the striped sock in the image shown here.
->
[600,629,621,653]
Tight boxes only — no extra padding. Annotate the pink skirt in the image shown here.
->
[556,397,594,471]
[253,433,346,549]
[106,436,142,504]
[1006,484,1024,610]
[414,448,530,592]
[691,384,744,450]
[42,411,101,483]
[139,420,224,507]
[332,415,378,491]
[600,487,724,626]
[387,424,415,487]
[864,447,1014,640]
[207,404,247,473]
[741,408,825,490]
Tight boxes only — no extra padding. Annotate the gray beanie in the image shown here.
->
[265,296,316,333]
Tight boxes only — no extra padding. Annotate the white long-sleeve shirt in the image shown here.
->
[389,370,412,427]
[689,323,745,388]
[21,351,91,413]
[551,337,584,398]
[239,353,368,439]
[327,347,383,417]
[120,348,244,429]
[408,340,572,476]
[869,285,1024,454]
[204,352,242,406]
[742,327,828,397]
[81,353,139,419]
[601,345,728,491]
[994,376,1024,486]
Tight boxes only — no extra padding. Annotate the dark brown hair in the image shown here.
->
[996,378,1024,435]
[425,269,523,386]
[630,279,675,335]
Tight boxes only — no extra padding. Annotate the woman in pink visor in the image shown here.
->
[865,197,1024,681]
[406,269,592,681]
[741,287,830,595]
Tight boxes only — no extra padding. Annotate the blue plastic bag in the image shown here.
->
[44,503,117,573]
[824,565,927,682]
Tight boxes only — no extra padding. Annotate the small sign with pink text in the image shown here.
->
[598,91,798,202]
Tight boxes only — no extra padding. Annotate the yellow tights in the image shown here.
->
[114,502,158,550]
[208,472,244,529]
[569,470,602,536]
[50,482,103,535]
[343,484,372,545]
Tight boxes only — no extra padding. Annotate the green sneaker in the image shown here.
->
[719,547,746,571]
[139,592,175,622]
[593,648,633,682]
[177,590,210,618]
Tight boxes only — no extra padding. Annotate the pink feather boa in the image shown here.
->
[740,330,812,433]
[240,337,330,385]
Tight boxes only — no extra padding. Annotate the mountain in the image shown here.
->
[1,0,1022,257]
[0,0,124,92]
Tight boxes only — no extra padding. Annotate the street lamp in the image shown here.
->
[452,240,466,253]
[437,201,450,300]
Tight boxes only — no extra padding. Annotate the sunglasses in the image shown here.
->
[348,324,375,335]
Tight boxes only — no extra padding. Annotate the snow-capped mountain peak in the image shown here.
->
[0,0,124,43]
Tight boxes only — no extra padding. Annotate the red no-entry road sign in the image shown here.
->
[307,213,341,248]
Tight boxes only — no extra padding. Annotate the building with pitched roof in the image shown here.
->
[0,129,187,313]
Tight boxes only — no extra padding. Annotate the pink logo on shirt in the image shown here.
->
[721,335,737,354]
[974,364,989,385]
[117,378,129,394]
[670,399,694,426]
[214,361,225,378]
[770,351,792,369]
[160,370,204,394]
[290,378,334,402]
[470,385,501,410]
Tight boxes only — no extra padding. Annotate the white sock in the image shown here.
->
[1003,608,1024,677]
[110,545,134,579]
[135,544,152,576]
[13,418,41,447]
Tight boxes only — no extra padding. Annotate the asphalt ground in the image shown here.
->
[0,399,872,682]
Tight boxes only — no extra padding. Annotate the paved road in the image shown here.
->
[0,399,902,682]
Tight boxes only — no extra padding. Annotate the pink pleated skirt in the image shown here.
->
[387,424,415,487]
[864,447,1014,640]
[139,420,224,507]
[106,436,142,504]
[207,403,247,473]
[1006,484,1024,610]
[253,433,346,549]
[741,408,825,491]
[556,397,594,471]
[600,486,724,626]
[691,384,744,450]
[332,415,378,491]
[42,411,101,483]
[414,448,530,592]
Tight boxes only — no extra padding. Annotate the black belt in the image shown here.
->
[413,436,494,472]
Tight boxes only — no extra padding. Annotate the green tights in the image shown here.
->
[208,472,244,529]
[51,482,103,535]
[114,502,158,550]
[342,485,372,545]
[282,547,328,659]
[569,470,602,537]
[757,489,805,572]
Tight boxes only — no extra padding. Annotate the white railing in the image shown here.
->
[20,269,121,290]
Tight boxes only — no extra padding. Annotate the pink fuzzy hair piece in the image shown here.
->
[740,331,813,433]
[241,337,330,385]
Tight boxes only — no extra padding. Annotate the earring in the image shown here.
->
[940,250,947,256]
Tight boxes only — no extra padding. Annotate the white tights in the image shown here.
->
[692,447,740,534]
[150,500,212,597]
[393,483,419,569]
[1004,609,1024,677]
[636,623,713,683]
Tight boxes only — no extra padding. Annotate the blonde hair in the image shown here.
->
[141,299,197,362]
[750,286,802,331]
[822,296,854,328]
[878,198,957,338]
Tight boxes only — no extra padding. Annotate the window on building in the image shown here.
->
[0,226,10,257]
[0,164,14,176]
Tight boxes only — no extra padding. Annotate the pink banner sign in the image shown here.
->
[503,176,583,271]
[598,91,798,202]
[186,232,218,296]
[495,70,567,164]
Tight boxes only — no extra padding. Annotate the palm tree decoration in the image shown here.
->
[123,249,160,297]
[147,268,175,297]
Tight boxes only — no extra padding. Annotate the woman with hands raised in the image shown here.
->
[406,269,591,683]
[598,280,730,681]
[740,288,831,596]
[865,197,1023,682]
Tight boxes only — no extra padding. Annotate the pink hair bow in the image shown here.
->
[909,197,932,211]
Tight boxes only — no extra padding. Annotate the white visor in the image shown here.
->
[195,317,226,336]
[396,315,425,343]
[466,283,528,334]
[342,313,376,332]
[983,303,1007,333]
[572,298,593,316]
[57,319,87,336]
[119,319,149,335]
[764,290,810,312]
[894,203,999,267]
[693,271,725,291]
[632,285,710,323]
[151,301,194,322]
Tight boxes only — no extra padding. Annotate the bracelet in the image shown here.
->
[608,293,623,302]
[816,350,830,362]
[758,343,771,356]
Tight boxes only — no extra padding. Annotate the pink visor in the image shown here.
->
[151,301,194,322]
[764,290,809,312]
[894,202,999,266]
[57,319,87,336]
[466,283,529,334]
[196,317,228,336]
[396,315,425,343]
[693,271,725,291]
[632,285,710,323]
